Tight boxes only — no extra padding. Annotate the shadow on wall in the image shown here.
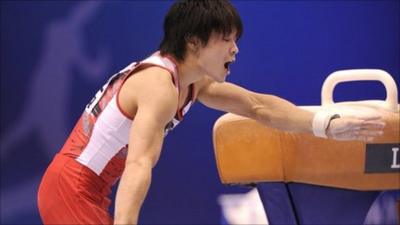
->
[1,1,110,222]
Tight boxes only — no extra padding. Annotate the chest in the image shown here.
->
[178,87,191,110]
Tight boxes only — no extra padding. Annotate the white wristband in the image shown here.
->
[312,111,340,138]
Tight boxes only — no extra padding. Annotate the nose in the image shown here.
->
[231,42,239,55]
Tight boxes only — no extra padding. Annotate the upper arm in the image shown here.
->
[121,67,178,167]
[197,77,259,117]
[197,77,315,133]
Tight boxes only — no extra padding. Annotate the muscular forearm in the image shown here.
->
[252,93,385,142]
[252,94,314,133]
[114,161,152,225]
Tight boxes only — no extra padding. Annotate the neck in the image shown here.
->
[175,54,204,89]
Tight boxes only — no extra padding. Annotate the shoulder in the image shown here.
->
[133,66,175,85]
[119,65,179,119]
[125,66,177,98]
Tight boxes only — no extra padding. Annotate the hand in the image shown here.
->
[326,116,385,142]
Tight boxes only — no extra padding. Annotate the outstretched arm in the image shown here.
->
[114,67,178,224]
[197,78,384,141]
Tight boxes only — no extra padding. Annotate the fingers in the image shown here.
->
[345,118,385,132]
[327,116,387,142]
[332,133,375,142]
[344,128,384,137]
[360,120,386,129]
[358,129,383,136]
[357,115,382,121]
[332,128,384,142]
[330,119,385,141]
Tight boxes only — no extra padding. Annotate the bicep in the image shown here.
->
[197,79,258,117]
[124,70,177,167]
[126,105,169,167]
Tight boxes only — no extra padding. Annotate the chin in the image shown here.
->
[207,73,226,83]
[215,75,226,83]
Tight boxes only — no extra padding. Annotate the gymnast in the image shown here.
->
[37,0,385,224]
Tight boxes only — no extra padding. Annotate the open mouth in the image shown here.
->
[224,61,233,71]
[224,60,235,75]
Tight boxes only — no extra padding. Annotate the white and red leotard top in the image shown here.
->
[59,51,194,187]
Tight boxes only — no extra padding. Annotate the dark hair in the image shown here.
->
[159,0,243,62]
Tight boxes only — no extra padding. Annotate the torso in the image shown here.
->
[58,51,195,190]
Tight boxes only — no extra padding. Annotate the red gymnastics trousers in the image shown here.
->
[38,153,113,224]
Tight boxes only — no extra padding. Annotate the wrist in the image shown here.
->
[312,111,340,138]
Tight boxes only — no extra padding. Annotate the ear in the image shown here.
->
[186,36,201,52]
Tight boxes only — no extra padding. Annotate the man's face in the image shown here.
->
[196,31,239,82]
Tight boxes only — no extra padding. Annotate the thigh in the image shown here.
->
[38,155,112,225]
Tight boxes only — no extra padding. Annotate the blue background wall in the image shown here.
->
[1,1,399,224]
